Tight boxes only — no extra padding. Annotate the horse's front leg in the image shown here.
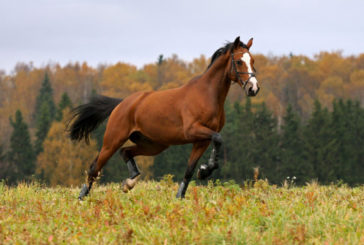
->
[176,141,210,198]
[181,123,223,181]
[197,133,222,179]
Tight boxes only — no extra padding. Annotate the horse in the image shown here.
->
[69,36,260,200]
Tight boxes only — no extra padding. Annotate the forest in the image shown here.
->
[0,51,363,186]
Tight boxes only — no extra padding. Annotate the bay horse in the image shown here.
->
[69,36,260,200]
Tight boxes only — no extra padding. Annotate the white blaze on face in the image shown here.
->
[241,53,258,92]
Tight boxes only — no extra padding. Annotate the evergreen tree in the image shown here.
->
[34,103,52,154]
[7,110,36,184]
[352,100,364,184]
[280,105,314,184]
[34,73,56,123]
[0,145,4,162]
[250,103,280,183]
[153,144,194,181]
[55,92,73,121]
[34,73,56,154]
[0,145,6,180]
[220,99,278,183]
[303,100,337,184]
[219,101,240,180]
[330,99,364,185]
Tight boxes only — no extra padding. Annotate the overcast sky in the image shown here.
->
[0,0,363,73]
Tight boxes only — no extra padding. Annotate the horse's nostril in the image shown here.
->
[247,87,256,96]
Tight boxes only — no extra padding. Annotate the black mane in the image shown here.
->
[207,41,248,69]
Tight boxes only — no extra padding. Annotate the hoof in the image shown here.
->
[122,176,139,193]
[197,163,218,180]
[78,184,89,200]
[197,164,211,180]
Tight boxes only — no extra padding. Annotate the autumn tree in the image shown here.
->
[37,109,98,186]
[100,62,152,98]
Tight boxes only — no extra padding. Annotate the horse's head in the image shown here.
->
[229,36,260,96]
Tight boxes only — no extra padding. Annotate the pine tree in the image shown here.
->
[0,144,6,180]
[280,104,314,184]
[219,101,240,180]
[250,103,280,183]
[152,144,196,181]
[34,73,56,154]
[0,145,4,162]
[7,110,36,184]
[303,100,337,184]
[34,73,56,123]
[34,103,52,154]
[55,92,73,121]
[330,99,364,185]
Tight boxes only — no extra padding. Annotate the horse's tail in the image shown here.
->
[68,95,123,143]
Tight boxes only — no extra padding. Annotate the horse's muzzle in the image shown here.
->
[247,86,260,97]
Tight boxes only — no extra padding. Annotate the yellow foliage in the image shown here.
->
[188,55,209,75]
[346,70,364,104]
[36,110,98,186]
[317,76,344,108]
[100,62,152,98]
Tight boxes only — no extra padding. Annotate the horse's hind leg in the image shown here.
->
[79,145,122,200]
[78,127,129,200]
[120,135,167,192]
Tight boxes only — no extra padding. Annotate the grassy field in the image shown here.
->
[0,178,363,244]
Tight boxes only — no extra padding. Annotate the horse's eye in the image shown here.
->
[236,60,242,65]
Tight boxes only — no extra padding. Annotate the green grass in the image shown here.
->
[0,179,363,244]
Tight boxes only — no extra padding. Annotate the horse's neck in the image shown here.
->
[200,56,231,106]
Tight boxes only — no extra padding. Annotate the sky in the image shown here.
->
[0,0,363,74]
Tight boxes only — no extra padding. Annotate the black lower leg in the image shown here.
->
[126,158,140,179]
[176,180,189,198]
[176,164,195,198]
[198,133,222,179]
[78,156,98,200]
[120,148,141,179]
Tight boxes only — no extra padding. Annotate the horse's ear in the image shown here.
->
[233,36,241,49]
[246,38,253,49]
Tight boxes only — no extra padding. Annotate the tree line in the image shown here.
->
[154,98,364,186]
[0,51,363,186]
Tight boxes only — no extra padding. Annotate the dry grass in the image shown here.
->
[0,179,363,244]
